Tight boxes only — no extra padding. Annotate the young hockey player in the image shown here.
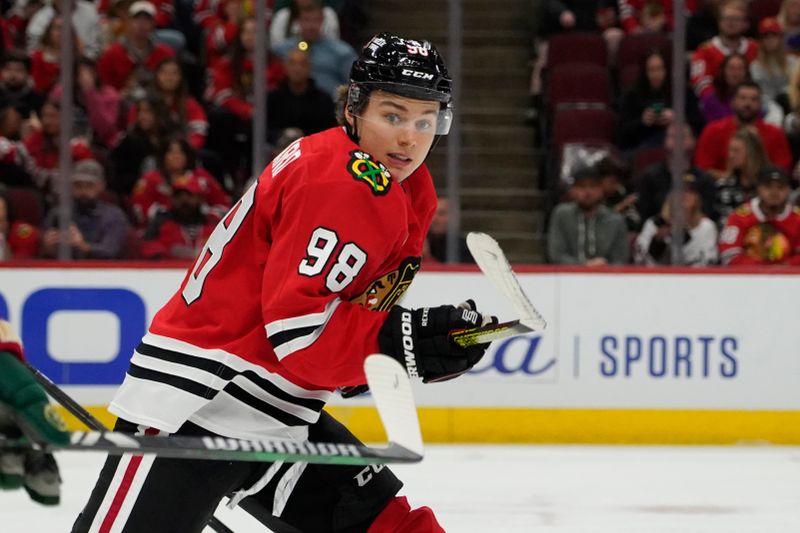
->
[72,32,493,532]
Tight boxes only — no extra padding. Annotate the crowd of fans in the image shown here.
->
[0,0,361,261]
[541,0,800,266]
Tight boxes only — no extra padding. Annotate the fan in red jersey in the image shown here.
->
[72,32,494,533]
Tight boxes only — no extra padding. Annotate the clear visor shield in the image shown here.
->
[348,83,453,136]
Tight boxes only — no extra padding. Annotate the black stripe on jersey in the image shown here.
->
[136,342,325,412]
[267,325,318,351]
[239,370,326,412]
[223,382,308,426]
[127,364,217,399]
[137,342,237,380]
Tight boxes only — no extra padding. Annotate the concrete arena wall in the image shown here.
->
[1,263,797,444]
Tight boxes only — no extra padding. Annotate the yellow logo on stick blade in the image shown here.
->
[347,150,392,196]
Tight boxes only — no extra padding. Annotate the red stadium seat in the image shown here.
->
[547,32,607,68]
[552,107,617,156]
[618,34,672,73]
[547,64,612,113]
[122,228,142,260]
[6,187,44,227]
[631,147,667,180]
[749,0,782,29]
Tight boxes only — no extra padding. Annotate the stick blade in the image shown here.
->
[466,232,547,330]
[365,354,424,458]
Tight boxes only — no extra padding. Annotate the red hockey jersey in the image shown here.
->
[110,127,437,439]
[719,199,800,265]
[690,36,758,98]
[96,41,176,91]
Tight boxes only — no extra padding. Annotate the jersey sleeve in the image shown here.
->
[260,162,407,389]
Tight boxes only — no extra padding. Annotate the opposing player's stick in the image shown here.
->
[1,355,423,466]
[20,362,236,533]
[450,232,547,347]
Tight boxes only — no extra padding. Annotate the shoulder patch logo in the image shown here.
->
[347,150,392,196]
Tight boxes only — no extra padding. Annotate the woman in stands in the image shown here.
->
[129,58,208,151]
[700,52,751,123]
[714,128,770,223]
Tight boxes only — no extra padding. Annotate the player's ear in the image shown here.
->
[344,106,355,128]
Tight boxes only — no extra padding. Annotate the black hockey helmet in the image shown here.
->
[347,32,453,135]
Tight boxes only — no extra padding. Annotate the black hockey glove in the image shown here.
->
[378,300,495,383]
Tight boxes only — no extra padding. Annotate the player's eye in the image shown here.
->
[383,113,404,126]
[415,119,434,132]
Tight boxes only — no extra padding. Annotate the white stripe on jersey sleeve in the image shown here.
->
[264,299,342,360]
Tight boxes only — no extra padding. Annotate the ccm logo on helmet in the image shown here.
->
[402,69,435,81]
[400,311,419,378]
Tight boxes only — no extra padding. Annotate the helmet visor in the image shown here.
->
[348,83,453,135]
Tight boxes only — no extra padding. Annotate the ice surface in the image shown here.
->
[3,445,799,532]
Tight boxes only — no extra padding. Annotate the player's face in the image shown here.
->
[758,181,790,209]
[349,91,439,182]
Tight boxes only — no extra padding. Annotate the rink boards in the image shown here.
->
[0,263,798,444]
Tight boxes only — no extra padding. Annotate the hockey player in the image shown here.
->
[72,33,493,532]
[0,319,67,505]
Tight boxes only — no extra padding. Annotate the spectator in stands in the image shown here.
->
[637,123,718,222]
[619,0,697,35]
[0,49,43,119]
[634,173,718,265]
[26,0,100,59]
[272,0,356,98]
[597,156,641,231]
[141,173,220,260]
[270,0,340,46]
[40,159,129,259]
[128,58,208,150]
[695,81,792,176]
[266,47,336,143]
[619,50,703,152]
[547,166,629,265]
[426,197,471,263]
[0,184,40,260]
[207,16,285,179]
[0,103,35,188]
[131,136,230,227]
[779,0,800,54]
[49,57,122,149]
[108,94,174,197]
[700,52,751,123]
[96,1,175,97]
[270,126,304,161]
[690,0,757,99]
[714,128,770,224]
[194,0,251,67]
[719,165,800,264]
[22,99,94,194]
[29,15,70,96]
[751,18,796,122]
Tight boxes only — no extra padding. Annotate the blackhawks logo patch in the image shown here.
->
[351,256,420,311]
[347,150,392,196]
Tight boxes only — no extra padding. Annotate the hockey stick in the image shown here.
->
[2,355,423,466]
[21,362,235,533]
[450,232,547,348]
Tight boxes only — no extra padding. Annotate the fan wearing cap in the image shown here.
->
[72,33,493,533]
[750,17,797,113]
[95,1,175,94]
[719,165,800,264]
[547,165,630,266]
[40,159,129,259]
[140,173,221,260]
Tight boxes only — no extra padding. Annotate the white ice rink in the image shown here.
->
[3,444,800,532]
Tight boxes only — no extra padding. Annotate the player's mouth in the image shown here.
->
[387,153,413,168]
